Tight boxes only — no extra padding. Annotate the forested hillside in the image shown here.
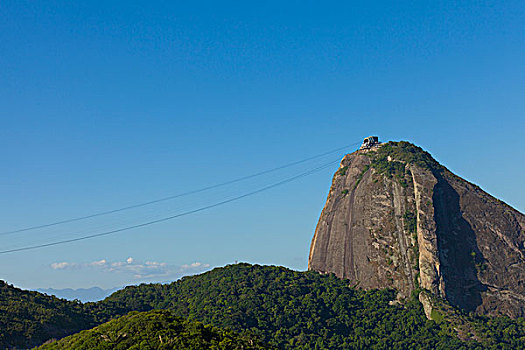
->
[37,310,274,350]
[88,264,525,349]
[0,280,94,349]
[1,264,525,349]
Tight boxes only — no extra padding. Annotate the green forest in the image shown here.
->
[2,264,525,349]
[37,310,274,350]
[0,280,95,349]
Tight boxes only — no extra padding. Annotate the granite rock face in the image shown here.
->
[308,141,525,318]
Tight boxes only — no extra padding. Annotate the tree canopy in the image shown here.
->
[1,264,525,349]
[37,310,274,350]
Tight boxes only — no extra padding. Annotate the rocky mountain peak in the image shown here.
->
[308,141,525,318]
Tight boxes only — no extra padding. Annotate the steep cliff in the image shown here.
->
[308,141,525,318]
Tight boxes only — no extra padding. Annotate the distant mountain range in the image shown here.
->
[37,286,119,302]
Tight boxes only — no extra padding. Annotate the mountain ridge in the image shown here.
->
[2,264,525,349]
[37,286,120,302]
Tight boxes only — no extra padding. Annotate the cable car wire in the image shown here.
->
[0,142,359,236]
[0,158,340,254]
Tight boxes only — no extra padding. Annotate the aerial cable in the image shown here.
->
[0,141,359,236]
[0,158,340,255]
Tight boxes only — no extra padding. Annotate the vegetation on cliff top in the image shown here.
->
[37,310,273,350]
[367,141,443,178]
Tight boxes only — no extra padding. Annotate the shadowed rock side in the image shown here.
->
[442,171,525,317]
[308,142,525,318]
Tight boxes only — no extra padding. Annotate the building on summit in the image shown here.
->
[359,136,380,150]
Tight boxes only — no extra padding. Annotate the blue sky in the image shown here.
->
[1,1,524,290]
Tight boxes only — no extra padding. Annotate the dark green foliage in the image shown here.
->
[371,156,406,179]
[403,210,417,234]
[2,264,525,349]
[368,141,443,177]
[472,315,525,349]
[0,280,95,349]
[336,166,348,176]
[88,264,475,349]
[37,310,274,350]
[431,309,445,323]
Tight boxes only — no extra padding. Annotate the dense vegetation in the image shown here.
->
[367,141,444,178]
[87,264,520,350]
[472,316,525,349]
[2,264,525,349]
[38,310,273,350]
[0,280,95,349]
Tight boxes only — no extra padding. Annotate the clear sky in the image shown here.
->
[1,1,524,290]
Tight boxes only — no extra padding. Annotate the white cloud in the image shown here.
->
[90,259,107,267]
[181,262,210,270]
[49,257,211,280]
[50,262,76,270]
